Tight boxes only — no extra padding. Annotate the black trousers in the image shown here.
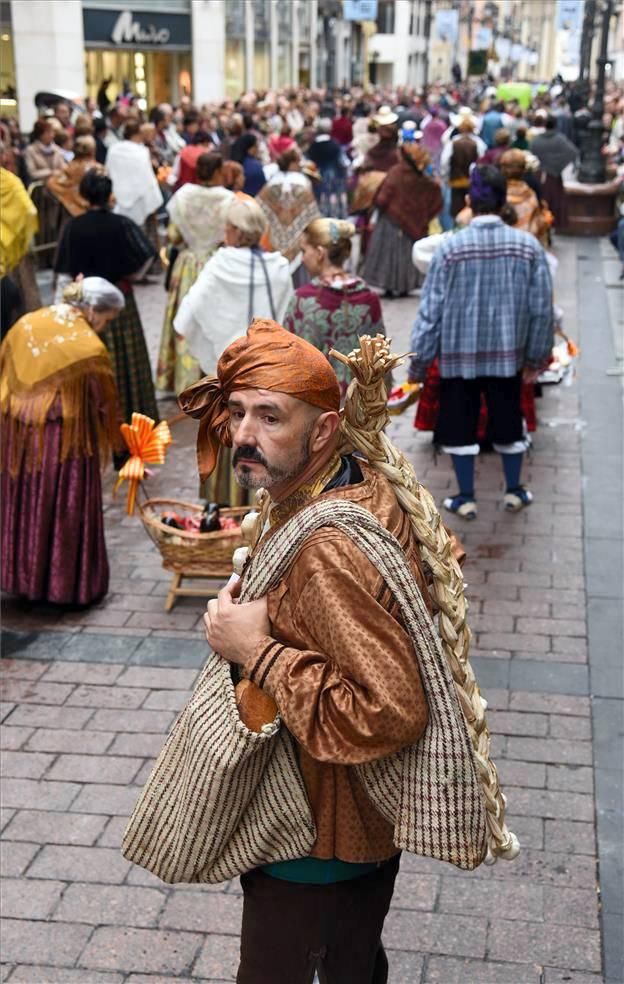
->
[236,855,400,984]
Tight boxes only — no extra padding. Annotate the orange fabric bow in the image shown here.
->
[116,413,172,515]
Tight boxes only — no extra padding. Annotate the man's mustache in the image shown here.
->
[232,446,268,467]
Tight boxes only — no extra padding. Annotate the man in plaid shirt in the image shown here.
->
[409,164,553,519]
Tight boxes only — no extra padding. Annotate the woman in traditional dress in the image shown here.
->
[55,169,158,427]
[257,148,320,286]
[1,276,122,605]
[46,135,98,222]
[156,152,232,394]
[106,120,163,270]
[363,143,442,298]
[176,195,293,504]
[0,158,40,317]
[283,218,385,401]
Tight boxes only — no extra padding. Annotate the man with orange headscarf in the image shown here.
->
[180,318,430,983]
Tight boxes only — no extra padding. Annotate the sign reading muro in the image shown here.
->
[83,7,191,49]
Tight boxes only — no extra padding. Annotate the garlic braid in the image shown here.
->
[331,334,519,863]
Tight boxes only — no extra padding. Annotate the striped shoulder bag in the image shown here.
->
[122,497,488,883]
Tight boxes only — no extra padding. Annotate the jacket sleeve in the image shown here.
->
[243,565,429,765]
[524,248,554,369]
[409,248,446,380]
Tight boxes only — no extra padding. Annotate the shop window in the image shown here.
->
[0,15,17,116]
[254,41,270,91]
[226,38,246,99]
[277,0,292,87]
[377,1,395,34]
[253,0,271,43]
[225,0,246,39]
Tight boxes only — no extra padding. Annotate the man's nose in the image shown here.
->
[233,416,257,447]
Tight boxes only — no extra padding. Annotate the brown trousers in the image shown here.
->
[236,855,400,984]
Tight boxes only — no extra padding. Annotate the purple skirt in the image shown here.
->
[1,410,109,606]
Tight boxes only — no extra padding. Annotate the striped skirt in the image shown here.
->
[104,289,158,425]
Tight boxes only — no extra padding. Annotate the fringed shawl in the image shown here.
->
[0,304,118,476]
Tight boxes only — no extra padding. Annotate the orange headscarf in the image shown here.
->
[179,318,341,481]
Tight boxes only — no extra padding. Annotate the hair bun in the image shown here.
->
[337,220,356,240]
[62,280,84,304]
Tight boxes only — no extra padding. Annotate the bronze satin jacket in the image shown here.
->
[242,464,432,863]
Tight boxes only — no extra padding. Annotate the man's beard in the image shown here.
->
[232,433,312,491]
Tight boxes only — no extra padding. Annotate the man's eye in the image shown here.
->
[231,410,245,420]
[263,416,277,425]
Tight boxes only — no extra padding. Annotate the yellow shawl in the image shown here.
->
[0,167,39,276]
[0,303,119,474]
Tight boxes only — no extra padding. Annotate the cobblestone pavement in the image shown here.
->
[1,238,620,983]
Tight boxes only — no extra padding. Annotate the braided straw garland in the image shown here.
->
[329,334,519,864]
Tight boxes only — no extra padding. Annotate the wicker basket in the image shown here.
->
[139,498,247,577]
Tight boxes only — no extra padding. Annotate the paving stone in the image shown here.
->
[127,636,209,668]
[28,844,132,884]
[381,950,425,984]
[0,807,15,832]
[0,919,92,966]
[498,759,546,788]
[509,692,590,716]
[383,910,487,958]
[43,662,125,685]
[544,819,597,855]
[117,666,200,690]
[552,635,588,657]
[549,714,592,741]
[542,971,604,984]
[487,710,549,737]
[142,689,192,711]
[86,708,174,733]
[0,750,55,779]
[0,840,40,876]
[543,886,600,928]
[0,726,34,750]
[3,809,108,846]
[26,728,114,755]
[108,732,166,758]
[191,934,243,981]
[0,659,48,680]
[509,788,594,822]
[159,892,243,935]
[546,764,594,794]
[46,753,143,785]
[96,815,127,848]
[63,608,132,628]
[482,599,550,617]
[125,977,197,984]
[1,777,81,811]
[425,956,541,982]
[6,704,94,730]
[509,660,589,696]
[69,782,141,816]
[506,736,592,766]
[438,877,543,921]
[389,872,438,911]
[517,617,586,637]
[1,878,65,919]
[78,926,203,975]
[488,919,602,972]
[0,680,74,705]
[8,968,123,984]
[506,814,544,850]
[66,684,149,710]
[54,883,166,927]
[473,849,598,890]
[60,633,142,663]
[0,967,14,983]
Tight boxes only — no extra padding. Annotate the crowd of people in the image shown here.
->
[0,75,623,607]
[1,69,624,984]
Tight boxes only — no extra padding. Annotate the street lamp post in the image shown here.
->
[422,0,433,93]
[578,0,613,184]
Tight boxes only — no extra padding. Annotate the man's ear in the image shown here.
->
[309,411,341,453]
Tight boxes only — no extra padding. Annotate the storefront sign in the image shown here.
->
[343,1,378,21]
[83,8,191,49]
[435,9,459,44]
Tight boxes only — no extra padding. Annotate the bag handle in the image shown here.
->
[248,246,276,324]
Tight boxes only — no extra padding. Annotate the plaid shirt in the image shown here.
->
[410,216,553,380]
